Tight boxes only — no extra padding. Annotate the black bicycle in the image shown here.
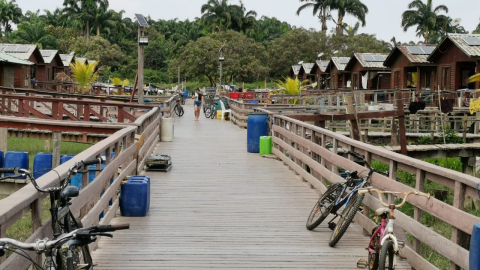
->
[174,94,184,117]
[0,157,107,269]
[0,223,129,270]
[306,151,374,247]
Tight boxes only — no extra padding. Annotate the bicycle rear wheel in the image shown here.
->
[210,106,216,119]
[306,183,343,230]
[328,192,365,247]
[368,226,381,270]
[57,214,93,269]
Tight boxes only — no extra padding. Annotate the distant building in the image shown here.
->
[298,63,315,83]
[384,45,437,91]
[344,53,391,90]
[310,60,330,89]
[325,57,351,90]
[0,52,33,87]
[290,65,301,79]
[0,44,44,88]
[59,52,75,75]
[39,50,64,81]
[428,33,480,90]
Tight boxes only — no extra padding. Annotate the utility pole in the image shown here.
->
[178,66,180,90]
[218,41,226,94]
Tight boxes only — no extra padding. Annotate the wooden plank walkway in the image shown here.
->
[91,103,410,269]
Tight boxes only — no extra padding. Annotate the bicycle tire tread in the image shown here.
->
[328,193,365,247]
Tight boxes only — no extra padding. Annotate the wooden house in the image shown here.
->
[39,50,64,82]
[325,57,351,90]
[344,53,391,90]
[298,63,315,83]
[383,45,437,91]
[427,33,480,90]
[59,52,75,75]
[0,52,33,87]
[310,60,330,89]
[290,65,301,79]
[0,44,44,88]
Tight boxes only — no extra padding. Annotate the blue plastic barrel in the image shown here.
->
[33,153,53,179]
[128,176,150,210]
[120,179,149,216]
[60,155,74,164]
[470,222,480,270]
[247,113,269,153]
[4,151,29,179]
[88,164,107,183]
[0,150,3,168]
[249,100,259,104]
[184,90,189,99]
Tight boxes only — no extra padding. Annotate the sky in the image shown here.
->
[15,0,480,43]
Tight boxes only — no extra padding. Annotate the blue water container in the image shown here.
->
[249,100,259,104]
[60,155,83,190]
[470,222,480,270]
[4,151,29,179]
[247,113,269,153]
[33,153,53,179]
[128,176,151,210]
[60,155,74,164]
[88,164,107,183]
[0,150,3,168]
[120,179,149,216]
[184,90,189,99]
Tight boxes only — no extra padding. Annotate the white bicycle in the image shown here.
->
[356,188,430,270]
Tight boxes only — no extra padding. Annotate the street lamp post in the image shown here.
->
[218,41,226,94]
[135,14,149,104]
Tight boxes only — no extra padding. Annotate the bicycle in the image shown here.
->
[0,157,106,269]
[174,94,184,117]
[0,223,129,270]
[306,151,374,247]
[356,188,430,270]
[204,94,216,119]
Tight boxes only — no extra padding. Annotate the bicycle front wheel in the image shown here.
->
[306,183,343,230]
[378,239,395,270]
[57,215,93,269]
[328,192,365,247]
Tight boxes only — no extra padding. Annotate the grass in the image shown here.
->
[370,157,474,270]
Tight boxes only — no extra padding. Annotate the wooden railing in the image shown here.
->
[272,115,480,270]
[0,108,162,270]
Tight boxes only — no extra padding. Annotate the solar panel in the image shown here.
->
[363,55,375,62]
[463,37,480,46]
[373,55,386,62]
[4,46,18,53]
[339,58,350,64]
[16,46,29,53]
[322,61,329,67]
[406,46,425,55]
[60,55,67,61]
[421,46,435,54]
[41,51,51,57]
[135,14,149,27]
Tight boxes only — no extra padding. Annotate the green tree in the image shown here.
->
[40,8,66,28]
[12,20,56,49]
[70,59,99,93]
[91,0,116,37]
[330,0,368,35]
[401,0,448,43]
[0,0,22,35]
[475,18,480,34]
[296,0,332,33]
[342,22,360,37]
[200,0,256,32]
[246,16,292,45]
[71,36,124,68]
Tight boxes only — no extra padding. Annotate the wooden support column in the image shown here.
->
[31,199,42,265]
[52,132,62,168]
[450,181,466,270]
[0,128,7,154]
[83,104,90,122]
[396,96,408,155]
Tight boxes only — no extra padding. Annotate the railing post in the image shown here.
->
[450,181,466,270]
[413,169,425,257]
[118,106,124,123]
[83,104,90,122]
[31,199,42,266]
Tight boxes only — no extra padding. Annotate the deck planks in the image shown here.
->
[91,103,410,269]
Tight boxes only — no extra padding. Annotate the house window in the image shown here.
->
[406,72,417,88]
[442,67,451,90]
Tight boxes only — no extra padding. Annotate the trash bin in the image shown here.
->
[259,136,272,155]
[161,117,174,142]
[247,113,268,153]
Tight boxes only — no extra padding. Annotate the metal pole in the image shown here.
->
[138,26,144,104]
[178,66,180,89]
[220,61,223,89]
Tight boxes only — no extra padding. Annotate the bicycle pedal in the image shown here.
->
[328,222,336,231]
[356,259,367,269]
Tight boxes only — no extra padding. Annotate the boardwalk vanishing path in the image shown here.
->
[91,102,410,269]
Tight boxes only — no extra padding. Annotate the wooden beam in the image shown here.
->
[52,132,62,168]
[288,110,399,122]
[0,128,6,153]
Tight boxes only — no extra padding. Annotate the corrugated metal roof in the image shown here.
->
[40,49,59,64]
[446,33,480,57]
[75,57,87,64]
[59,53,75,67]
[331,57,350,71]
[0,52,33,65]
[314,60,330,72]
[291,65,301,76]
[0,44,37,60]
[354,53,389,68]
[398,45,435,64]
[302,63,314,74]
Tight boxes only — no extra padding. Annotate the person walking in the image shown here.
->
[193,88,204,121]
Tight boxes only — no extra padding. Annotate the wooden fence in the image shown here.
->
[0,107,162,270]
[272,114,480,270]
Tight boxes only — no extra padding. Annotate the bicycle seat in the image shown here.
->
[375,207,390,216]
[61,186,79,201]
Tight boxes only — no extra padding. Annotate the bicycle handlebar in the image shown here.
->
[0,168,17,174]
[347,151,372,170]
[81,157,106,167]
[358,188,430,208]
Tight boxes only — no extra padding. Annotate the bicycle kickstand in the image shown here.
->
[327,214,338,230]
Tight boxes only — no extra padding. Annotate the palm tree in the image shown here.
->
[63,0,105,40]
[0,0,22,35]
[201,0,252,32]
[401,0,448,43]
[12,20,56,49]
[91,1,116,36]
[329,0,369,35]
[296,0,332,33]
[342,22,359,37]
[41,8,66,28]
[70,59,99,94]
[230,1,257,32]
[475,18,480,34]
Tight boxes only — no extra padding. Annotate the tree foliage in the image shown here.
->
[70,59,99,93]
[401,0,448,43]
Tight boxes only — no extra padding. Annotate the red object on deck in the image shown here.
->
[239,93,245,99]
[230,92,240,99]
[244,92,255,100]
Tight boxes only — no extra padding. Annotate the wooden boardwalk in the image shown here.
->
[91,103,410,269]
